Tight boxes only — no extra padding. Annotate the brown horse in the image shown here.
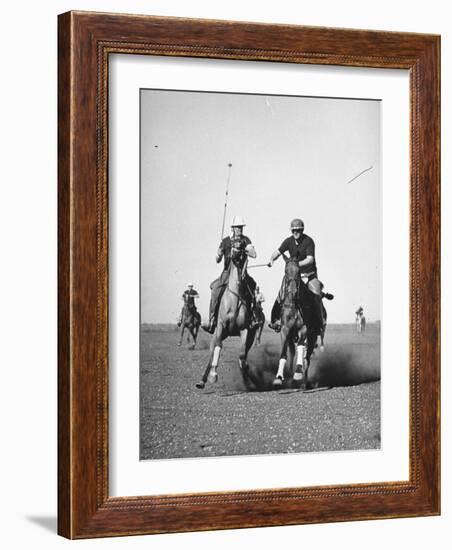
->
[272,257,317,390]
[196,247,257,389]
[177,304,201,350]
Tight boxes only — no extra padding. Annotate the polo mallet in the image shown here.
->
[219,163,232,242]
[248,263,272,269]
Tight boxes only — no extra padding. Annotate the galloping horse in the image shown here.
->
[196,247,257,389]
[273,257,318,390]
[178,304,201,350]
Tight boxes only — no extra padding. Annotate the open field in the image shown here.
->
[140,324,380,460]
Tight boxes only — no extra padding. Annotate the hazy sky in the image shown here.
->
[141,89,380,324]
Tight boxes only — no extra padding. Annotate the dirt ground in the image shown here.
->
[140,324,380,460]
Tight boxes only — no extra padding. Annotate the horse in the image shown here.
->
[356,313,366,334]
[272,257,318,390]
[177,304,201,350]
[195,247,257,389]
[254,307,265,346]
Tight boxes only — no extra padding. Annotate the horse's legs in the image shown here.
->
[293,342,306,383]
[193,323,199,347]
[195,327,223,389]
[238,329,248,371]
[178,325,185,346]
[256,322,263,346]
[239,327,256,367]
[207,325,225,383]
[302,331,317,390]
[320,327,325,352]
[287,339,296,380]
[274,327,290,385]
[188,326,196,350]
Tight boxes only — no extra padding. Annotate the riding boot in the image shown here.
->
[202,285,220,334]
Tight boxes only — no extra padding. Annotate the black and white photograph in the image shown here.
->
[1,0,445,546]
[140,88,381,460]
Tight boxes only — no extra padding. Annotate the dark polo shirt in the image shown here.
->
[220,235,252,271]
[278,234,317,274]
[182,289,199,307]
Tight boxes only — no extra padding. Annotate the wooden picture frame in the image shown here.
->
[58,11,440,539]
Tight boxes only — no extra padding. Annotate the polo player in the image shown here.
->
[202,215,257,334]
[355,305,364,325]
[268,218,333,333]
[177,284,199,327]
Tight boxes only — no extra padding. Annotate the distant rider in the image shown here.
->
[355,305,364,322]
[177,284,199,327]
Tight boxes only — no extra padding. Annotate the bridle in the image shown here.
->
[225,249,249,309]
[282,258,301,308]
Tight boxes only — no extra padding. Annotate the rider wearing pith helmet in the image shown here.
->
[230,215,246,227]
[202,215,257,334]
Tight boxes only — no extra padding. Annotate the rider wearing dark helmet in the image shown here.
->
[202,215,257,334]
[268,218,333,332]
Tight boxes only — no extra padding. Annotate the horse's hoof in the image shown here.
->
[208,371,218,384]
[320,345,325,352]
[272,376,283,387]
[293,371,303,381]
[195,381,205,389]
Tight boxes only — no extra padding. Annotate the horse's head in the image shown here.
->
[281,255,300,303]
[283,255,301,280]
[230,242,248,271]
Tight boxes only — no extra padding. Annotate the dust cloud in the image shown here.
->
[243,328,380,390]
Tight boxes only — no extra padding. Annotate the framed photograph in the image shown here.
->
[58,11,440,538]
